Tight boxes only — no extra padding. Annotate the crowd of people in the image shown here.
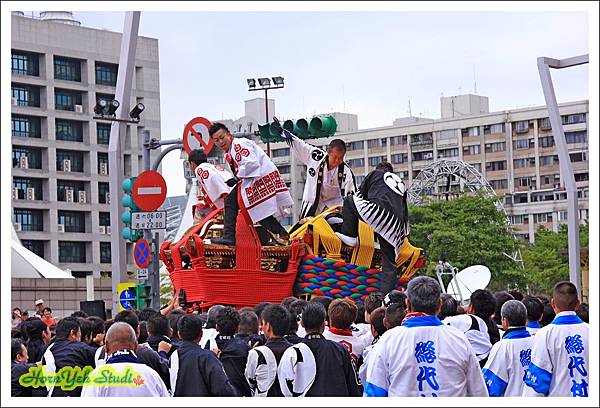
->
[11,278,589,398]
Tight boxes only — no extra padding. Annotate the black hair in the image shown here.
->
[261,305,290,337]
[493,291,515,325]
[370,306,387,337]
[238,310,259,336]
[575,302,589,323]
[375,161,394,173]
[23,318,48,363]
[11,328,23,339]
[384,303,406,329]
[168,313,185,339]
[364,293,384,315]
[71,310,89,318]
[254,302,273,321]
[138,307,160,323]
[383,290,406,308]
[43,307,52,314]
[114,310,140,331]
[216,307,240,336]
[310,296,332,323]
[77,317,92,343]
[470,289,496,320]
[328,139,346,152]
[188,149,207,166]
[508,290,524,301]
[522,295,544,322]
[301,302,327,332]
[178,314,203,342]
[540,303,556,327]
[138,321,148,343]
[12,338,25,361]
[553,281,579,311]
[281,296,297,309]
[87,316,105,337]
[355,302,366,324]
[147,315,170,337]
[209,122,230,137]
[438,294,459,320]
[286,299,307,334]
[55,316,81,339]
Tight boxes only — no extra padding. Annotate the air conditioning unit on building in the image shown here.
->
[99,162,108,175]
[57,224,65,233]
[78,190,87,204]
[12,97,18,106]
[66,189,74,203]
[26,187,35,201]
[12,188,19,200]
[98,226,106,234]
[106,226,111,234]
[105,192,111,204]
[63,159,71,172]
[14,223,22,231]
[75,104,83,113]
[20,156,29,169]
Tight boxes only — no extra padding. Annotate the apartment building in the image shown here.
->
[11,12,161,315]
[261,95,589,242]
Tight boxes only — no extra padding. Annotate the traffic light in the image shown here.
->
[283,118,309,139]
[121,177,143,242]
[309,115,337,138]
[258,122,282,144]
[135,282,151,309]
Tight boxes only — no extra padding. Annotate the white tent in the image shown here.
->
[11,224,74,279]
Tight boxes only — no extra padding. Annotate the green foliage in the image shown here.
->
[409,193,522,288]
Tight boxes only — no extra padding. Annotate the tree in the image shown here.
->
[408,193,523,289]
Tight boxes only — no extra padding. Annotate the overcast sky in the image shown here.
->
[66,9,590,196]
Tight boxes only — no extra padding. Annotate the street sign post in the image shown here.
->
[131,211,167,230]
[182,117,214,154]
[134,238,151,269]
[136,268,149,280]
[132,170,167,212]
[117,283,136,311]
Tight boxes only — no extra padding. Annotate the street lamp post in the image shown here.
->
[247,76,285,156]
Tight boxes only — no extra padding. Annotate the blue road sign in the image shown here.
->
[120,288,136,310]
[134,238,151,269]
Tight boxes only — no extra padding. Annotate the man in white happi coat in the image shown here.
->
[364,276,488,397]
[522,281,589,397]
[276,123,355,220]
[208,123,293,246]
[188,148,232,210]
[482,300,534,396]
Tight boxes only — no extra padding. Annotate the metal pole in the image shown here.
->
[109,11,140,313]
[265,88,270,157]
[141,130,155,309]
[152,144,183,171]
[153,232,160,308]
[537,55,586,297]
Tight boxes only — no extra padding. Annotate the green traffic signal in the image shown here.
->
[135,283,152,309]
[284,118,309,139]
[309,115,337,138]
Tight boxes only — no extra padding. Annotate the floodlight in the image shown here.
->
[105,100,120,116]
[129,103,145,119]
[258,77,271,87]
[247,78,256,88]
[94,99,107,115]
[272,76,284,86]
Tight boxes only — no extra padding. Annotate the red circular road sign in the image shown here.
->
[134,238,151,269]
[182,117,214,155]
[132,170,167,211]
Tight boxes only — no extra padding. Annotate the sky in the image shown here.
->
[8,6,593,198]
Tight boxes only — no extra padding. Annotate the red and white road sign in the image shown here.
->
[132,170,167,211]
[134,238,151,269]
[182,117,214,155]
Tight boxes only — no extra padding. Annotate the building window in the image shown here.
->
[11,51,39,76]
[12,83,40,107]
[54,56,81,82]
[11,115,41,138]
[55,89,82,111]
[100,242,112,263]
[96,152,109,174]
[562,113,586,125]
[486,160,506,172]
[56,150,84,172]
[437,148,458,159]
[58,211,86,233]
[97,123,111,145]
[12,147,42,169]
[347,141,364,151]
[390,135,408,145]
[13,208,44,231]
[277,165,291,174]
[412,151,433,162]
[484,142,505,153]
[569,152,587,162]
[95,62,118,86]
[99,212,111,226]
[511,215,529,225]
[57,180,86,202]
[355,175,365,185]
[368,139,386,148]
[540,155,559,166]
[463,145,481,155]
[513,157,536,168]
[516,176,536,188]
[59,241,86,263]
[565,131,587,144]
[469,162,482,172]
[515,120,530,133]
[12,177,43,200]
[21,240,44,258]
[489,179,508,190]
[540,117,552,130]
[513,138,534,150]
[395,170,408,179]
[574,172,589,182]
[55,119,83,142]
[348,158,365,168]
[534,213,552,224]
[368,156,385,166]
[541,174,560,186]
[99,182,110,204]
[391,153,408,164]
[410,133,433,145]
[272,148,290,158]
[539,136,555,148]
[461,127,480,137]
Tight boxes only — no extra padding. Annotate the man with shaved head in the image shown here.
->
[81,322,169,397]
[523,281,589,397]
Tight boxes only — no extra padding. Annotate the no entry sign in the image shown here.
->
[183,117,214,155]
[134,238,151,269]
[132,170,167,212]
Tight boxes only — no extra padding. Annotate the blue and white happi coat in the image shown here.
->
[363,315,488,397]
[482,328,533,396]
[522,311,589,397]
